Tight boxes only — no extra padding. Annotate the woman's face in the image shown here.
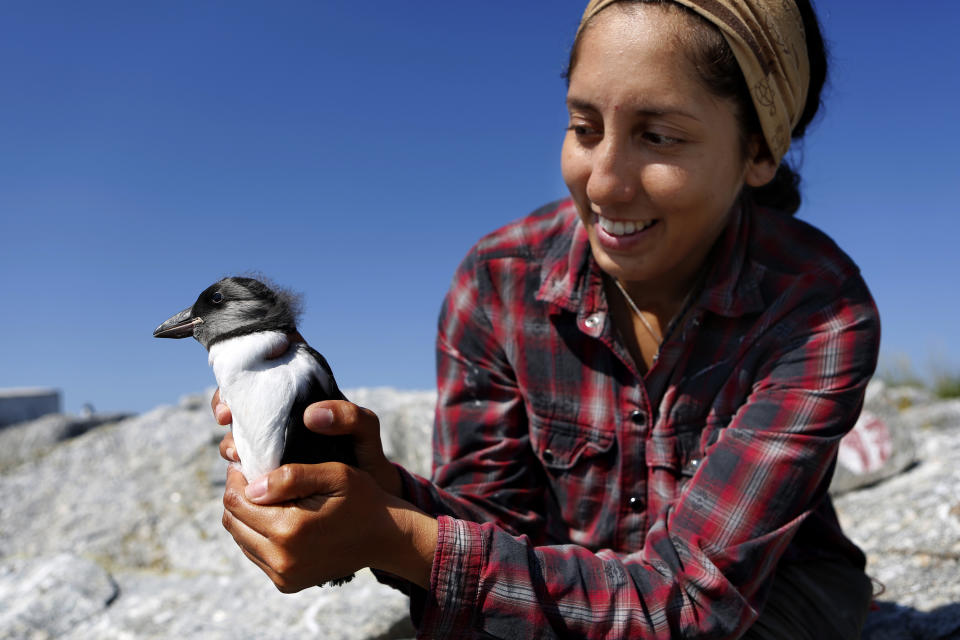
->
[561,5,775,293]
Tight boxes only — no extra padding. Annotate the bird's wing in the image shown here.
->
[301,343,347,401]
[278,345,356,467]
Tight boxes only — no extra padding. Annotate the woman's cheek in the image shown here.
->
[560,142,587,194]
[640,163,694,209]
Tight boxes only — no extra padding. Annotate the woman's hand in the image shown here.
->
[212,388,239,460]
[209,334,432,590]
[213,390,402,498]
[210,333,403,497]
[301,400,403,497]
[221,461,437,591]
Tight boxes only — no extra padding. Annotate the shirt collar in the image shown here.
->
[535,203,601,315]
[697,201,766,317]
[535,198,766,319]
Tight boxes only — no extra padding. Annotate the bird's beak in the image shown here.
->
[153,307,204,339]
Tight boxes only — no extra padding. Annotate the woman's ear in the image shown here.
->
[744,135,779,187]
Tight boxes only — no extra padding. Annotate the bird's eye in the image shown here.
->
[211,292,223,304]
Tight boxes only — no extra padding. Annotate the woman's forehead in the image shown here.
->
[568,7,718,114]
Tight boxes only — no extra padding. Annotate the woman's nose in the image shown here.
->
[585,137,636,206]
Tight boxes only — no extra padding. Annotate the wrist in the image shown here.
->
[373,497,437,589]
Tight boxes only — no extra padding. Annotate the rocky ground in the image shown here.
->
[0,384,957,639]
[834,388,960,640]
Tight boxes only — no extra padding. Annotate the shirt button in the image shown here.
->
[584,314,601,329]
[542,448,555,463]
[628,496,643,512]
[629,410,646,426]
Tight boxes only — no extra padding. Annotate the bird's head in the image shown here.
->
[153,277,301,350]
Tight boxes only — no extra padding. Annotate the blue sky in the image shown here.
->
[1,1,958,414]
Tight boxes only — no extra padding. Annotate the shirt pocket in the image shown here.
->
[529,413,615,470]
[528,413,616,536]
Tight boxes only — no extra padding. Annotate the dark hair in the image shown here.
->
[565,0,828,215]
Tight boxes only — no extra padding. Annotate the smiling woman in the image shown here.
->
[214,1,880,638]
[562,4,779,372]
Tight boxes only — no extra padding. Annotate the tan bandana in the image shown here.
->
[576,0,809,164]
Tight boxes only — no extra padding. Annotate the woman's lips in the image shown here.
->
[593,214,660,250]
[596,215,657,236]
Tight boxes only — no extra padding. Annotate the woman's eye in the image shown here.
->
[211,292,223,303]
[567,123,599,138]
[643,131,682,146]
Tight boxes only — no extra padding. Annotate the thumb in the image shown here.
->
[244,462,348,504]
[304,401,386,463]
[304,400,401,497]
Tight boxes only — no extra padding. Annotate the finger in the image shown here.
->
[219,432,239,462]
[238,542,307,594]
[222,498,268,559]
[224,464,334,542]
[223,497,303,593]
[304,400,379,440]
[245,462,350,505]
[237,542,283,585]
[222,498,284,579]
[223,465,289,539]
[215,403,232,426]
[222,474,268,551]
[211,388,233,426]
[303,401,401,496]
[223,463,249,502]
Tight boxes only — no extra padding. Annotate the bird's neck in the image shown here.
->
[208,331,291,382]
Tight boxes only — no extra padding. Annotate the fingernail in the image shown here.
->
[245,476,268,500]
[225,447,236,461]
[306,407,334,431]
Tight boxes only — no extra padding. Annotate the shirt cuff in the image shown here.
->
[418,515,485,637]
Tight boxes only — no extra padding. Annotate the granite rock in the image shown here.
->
[0,412,132,473]
[831,380,919,495]
[1,383,958,639]
[0,553,118,638]
[835,385,960,639]
[0,388,431,640]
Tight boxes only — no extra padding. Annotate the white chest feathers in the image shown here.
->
[208,331,330,482]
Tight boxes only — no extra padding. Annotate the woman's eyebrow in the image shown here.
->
[635,106,700,121]
[566,97,597,112]
[566,96,699,121]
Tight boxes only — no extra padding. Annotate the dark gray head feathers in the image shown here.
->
[188,277,301,349]
[154,276,307,349]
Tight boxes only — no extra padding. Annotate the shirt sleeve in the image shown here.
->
[406,251,880,638]
[405,246,552,540]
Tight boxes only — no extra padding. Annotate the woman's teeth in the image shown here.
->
[597,216,656,236]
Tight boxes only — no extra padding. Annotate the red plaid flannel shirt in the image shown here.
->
[385,198,879,639]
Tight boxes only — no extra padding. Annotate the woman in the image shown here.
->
[217,1,880,637]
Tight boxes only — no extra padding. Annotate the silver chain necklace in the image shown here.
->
[613,278,663,343]
[613,278,697,347]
